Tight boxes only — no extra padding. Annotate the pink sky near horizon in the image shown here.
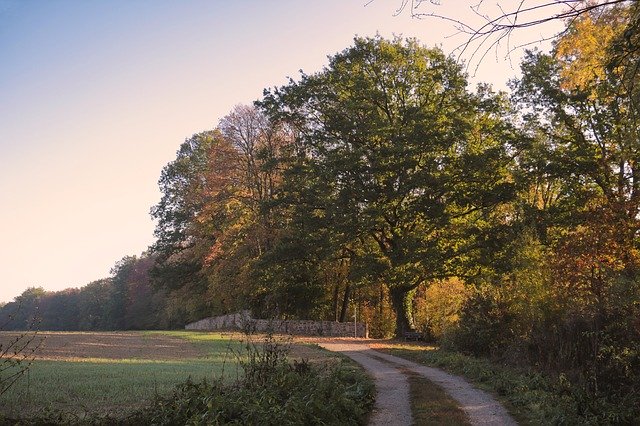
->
[0,0,564,304]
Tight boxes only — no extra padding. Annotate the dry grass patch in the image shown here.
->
[404,369,471,425]
[0,331,206,361]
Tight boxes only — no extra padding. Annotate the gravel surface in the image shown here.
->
[317,339,517,426]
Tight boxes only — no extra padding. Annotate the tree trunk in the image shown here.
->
[339,283,352,322]
[332,283,340,322]
[390,287,416,336]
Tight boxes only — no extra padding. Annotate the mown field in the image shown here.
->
[0,330,331,419]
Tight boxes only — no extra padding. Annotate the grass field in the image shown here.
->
[0,331,263,418]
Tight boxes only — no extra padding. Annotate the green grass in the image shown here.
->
[0,331,352,421]
[0,331,246,418]
[378,344,543,424]
[126,340,375,426]
[1,359,227,417]
[141,330,247,358]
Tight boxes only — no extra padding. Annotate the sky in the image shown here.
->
[0,0,565,303]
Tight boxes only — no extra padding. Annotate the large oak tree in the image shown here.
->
[261,36,516,334]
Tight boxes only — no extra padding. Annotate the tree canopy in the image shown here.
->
[259,36,516,334]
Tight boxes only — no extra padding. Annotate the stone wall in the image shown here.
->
[185,311,252,331]
[185,311,368,338]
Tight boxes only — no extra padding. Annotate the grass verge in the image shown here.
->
[376,342,636,425]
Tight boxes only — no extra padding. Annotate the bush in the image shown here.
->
[126,335,374,425]
[413,278,468,341]
[444,285,514,357]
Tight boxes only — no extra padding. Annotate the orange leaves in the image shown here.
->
[551,205,637,308]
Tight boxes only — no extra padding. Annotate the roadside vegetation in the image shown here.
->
[127,336,374,426]
[0,305,42,397]
[379,342,635,425]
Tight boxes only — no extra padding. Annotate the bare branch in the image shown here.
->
[0,303,43,396]
[387,0,635,73]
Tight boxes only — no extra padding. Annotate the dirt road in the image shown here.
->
[317,340,517,426]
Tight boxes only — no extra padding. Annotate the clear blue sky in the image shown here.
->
[0,0,563,303]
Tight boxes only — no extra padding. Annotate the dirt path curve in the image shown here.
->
[318,340,411,426]
[317,340,517,426]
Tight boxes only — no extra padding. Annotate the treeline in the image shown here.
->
[0,255,182,331]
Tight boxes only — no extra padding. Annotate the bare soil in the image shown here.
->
[0,331,205,360]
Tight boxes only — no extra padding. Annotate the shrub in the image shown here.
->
[445,285,514,357]
[413,278,468,341]
[126,335,375,425]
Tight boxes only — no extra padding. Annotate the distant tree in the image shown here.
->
[108,254,163,330]
[1,287,47,330]
[77,279,114,330]
[39,288,80,330]
[109,256,137,330]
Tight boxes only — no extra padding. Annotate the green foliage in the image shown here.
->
[445,285,514,357]
[260,35,516,334]
[407,371,470,426]
[447,227,640,420]
[431,6,640,418]
[248,234,327,319]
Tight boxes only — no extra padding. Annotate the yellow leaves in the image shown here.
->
[554,6,629,93]
[413,278,469,339]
